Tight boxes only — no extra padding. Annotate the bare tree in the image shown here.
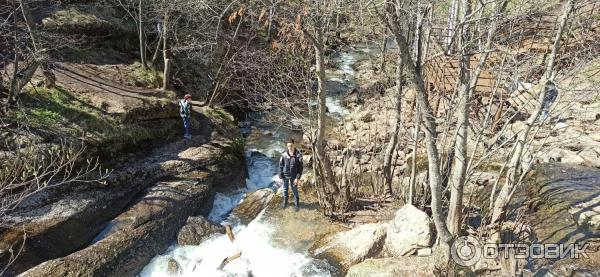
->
[447,0,509,236]
[374,0,453,249]
[0,123,110,275]
[487,0,575,242]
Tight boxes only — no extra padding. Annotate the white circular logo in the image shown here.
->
[451,236,482,267]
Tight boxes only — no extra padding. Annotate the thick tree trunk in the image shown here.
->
[394,31,452,244]
[489,0,573,242]
[447,0,472,237]
[380,0,452,246]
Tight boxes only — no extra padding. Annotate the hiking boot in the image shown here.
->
[294,205,299,212]
[280,200,288,209]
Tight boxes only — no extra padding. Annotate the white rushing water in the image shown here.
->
[140,210,332,277]
[139,126,333,277]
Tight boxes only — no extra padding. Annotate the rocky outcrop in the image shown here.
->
[232,188,275,225]
[3,111,244,276]
[311,222,387,269]
[384,204,434,256]
[346,257,435,277]
[518,164,600,273]
[177,216,224,246]
[20,178,215,277]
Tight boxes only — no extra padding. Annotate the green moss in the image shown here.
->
[45,5,135,35]
[131,62,159,88]
[204,107,235,125]
[9,85,179,159]
[215,138,246,169]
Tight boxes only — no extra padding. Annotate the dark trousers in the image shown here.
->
[182,116,190,136]
[283,177,299,207]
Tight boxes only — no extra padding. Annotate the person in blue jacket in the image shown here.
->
[279,138,303,211]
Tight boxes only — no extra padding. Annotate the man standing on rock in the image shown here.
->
[179,94,192,139]
[279,139,303,212]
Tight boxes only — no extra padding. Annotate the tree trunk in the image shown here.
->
[380,0,452,246]
[447,0,509,236]
[446,0,459,51]
[314,32,345,215]
[447,0,472,237]
[8,0,20,105]
[394,31,452,245]
[138,0,147,68]
[409,103,421,205]
[382,53,403,196]
[380,33,387,73]
[489,0,573,242]
[161,12,170,90]
[302,23,345,216]
[266,3,274,41]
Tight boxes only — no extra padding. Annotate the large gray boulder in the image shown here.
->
[384,204,434,256]
[346,257,435,277]
[177,216,224,246]
[311,223,387,268]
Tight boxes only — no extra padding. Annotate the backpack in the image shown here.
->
[179,100,191,118]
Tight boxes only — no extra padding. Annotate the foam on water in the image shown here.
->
[140,211,332,277]
[208,192,245,222]
[326,96,349,116]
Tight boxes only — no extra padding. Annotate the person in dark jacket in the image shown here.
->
[279,138,303,211]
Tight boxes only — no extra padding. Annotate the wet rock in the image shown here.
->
[19,178,216,277]
[520,163,600,264]
[167,258,180,275]
[346,256,435,277]
[341,88,362,107]
[177,216,224,246]
[262,130,273,136]
[311,223,387,268]
[232,188,274,225]
[384,204,434,256]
